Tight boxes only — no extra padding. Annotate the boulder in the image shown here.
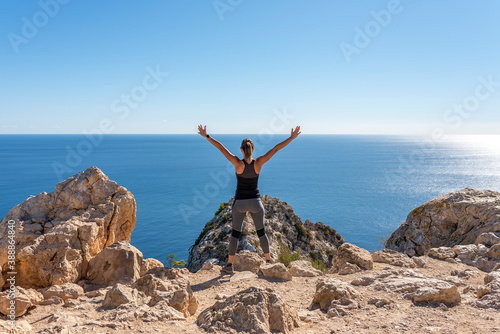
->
[102,283,147,308]
[310,277,359,310]
[0,319,32,333]
[259,263,292,280]
[0,166,136,289]
[140,258,164,277]
[329,243,373,274]
[233,250,265,274]
[288,260,323,277]
[41,282,84,301]
[474,271,500,309]
[87,241,143,286]
[0,286,43,317]
[428,247,456,259]
[372,249,416,268]
[352,268,461,306]
[386,189,500,257]
[475,232,500,247]
[197,286,299,334]
[142,300,186,322]
[131,267,197,317]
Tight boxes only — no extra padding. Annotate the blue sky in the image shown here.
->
[1,0,499,134]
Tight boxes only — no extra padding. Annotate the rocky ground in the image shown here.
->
[1,168,499,333]
[1,256,499,334]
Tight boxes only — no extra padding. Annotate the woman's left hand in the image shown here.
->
[198,124,208,137]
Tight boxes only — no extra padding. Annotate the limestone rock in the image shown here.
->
[187,195,344,273]
[428,247,456,259]
[288,260,323,277]
[102,283,146,308]
[259,263,292,280]
[233,250,265,274]
[475,232,500,247]
[311,277,359,310]
[0,319,32,333]
[0,287,43,317]
[386,189,500,258]
[329,243,373,274]
[372,249,416,268]
[142,300,186,322]
[131,267,197,317]
[474,271,500,309]
[352,268,461,306]
[140,258,164,277]
[41,282,84,301]
[197,286,299,334]
[0,166,136,289]
[87,241,143,286]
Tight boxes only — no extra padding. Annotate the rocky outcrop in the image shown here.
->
[474,271,500,309]
[288,260,323,277]
[40,282,84,302]
[187,195,344,272]
[328,242,373,275]
[310,277,360,317]
[259,263,293,281]
[372,249,421,268]
[197,286,299,334]
[0,286,43,317]
[352,268,461,306]
[0,166,137,289]
[87,241,144,286]
[131,267,197,318]
[233,250,265,274]
[102,283,148,308]
[386,189,500,257]
[424,244,499,272]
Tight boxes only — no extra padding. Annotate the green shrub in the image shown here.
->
[165,254,186,268]
[265,212,272,219]
[309,251,327,272]
[215,203,227,216]
[295,221,311,240]
[277,240,302,267]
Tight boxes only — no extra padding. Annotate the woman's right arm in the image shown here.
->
[256,126,301,166]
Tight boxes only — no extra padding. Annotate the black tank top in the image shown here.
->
[235,159,260,199]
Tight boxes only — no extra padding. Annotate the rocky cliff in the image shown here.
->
[187,195,344,272]
[386,188,500,272]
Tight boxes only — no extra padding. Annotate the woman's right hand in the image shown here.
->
[198,124,208,137]
[291,126,301,139]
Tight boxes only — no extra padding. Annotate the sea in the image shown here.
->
[1,134,500,263]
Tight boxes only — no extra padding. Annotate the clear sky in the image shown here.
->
[1,0,499,135]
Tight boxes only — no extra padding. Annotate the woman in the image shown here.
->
[197,125,301,274]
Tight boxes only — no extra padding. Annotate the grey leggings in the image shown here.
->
[229,197,270,256]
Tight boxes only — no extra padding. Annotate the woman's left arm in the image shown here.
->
[198,125,240,167]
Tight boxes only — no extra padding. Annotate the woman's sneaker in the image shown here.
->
[221,263,233,275]
[265,259,273,264]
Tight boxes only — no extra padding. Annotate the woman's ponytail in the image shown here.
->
[241,138,254,159]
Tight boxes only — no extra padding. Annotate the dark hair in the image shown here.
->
[241,138,254,159]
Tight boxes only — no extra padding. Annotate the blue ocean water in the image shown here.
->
[1,134,500,263]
